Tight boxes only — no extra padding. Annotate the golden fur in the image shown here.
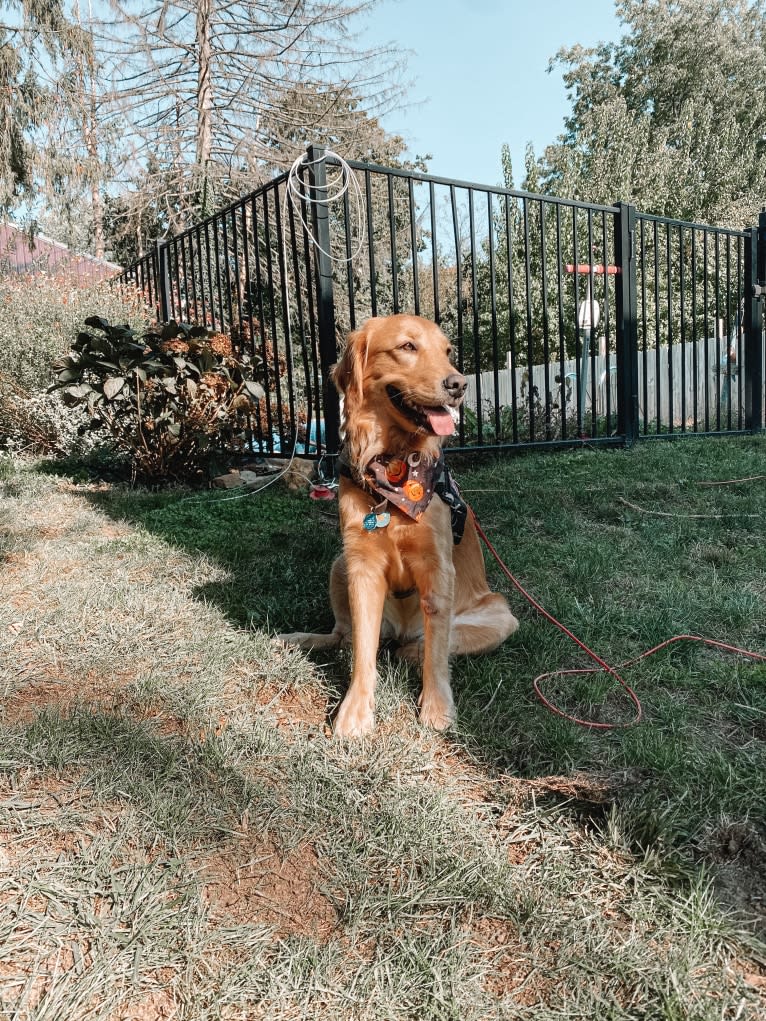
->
[279,314,518,737]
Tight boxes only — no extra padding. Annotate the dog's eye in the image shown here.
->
[398,341,417,352]
[446,347,453,357]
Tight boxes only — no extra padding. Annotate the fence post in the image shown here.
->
[614,202,640,444]
[743,211,765,432]
[155,239,171,322]
[306,143,341,462]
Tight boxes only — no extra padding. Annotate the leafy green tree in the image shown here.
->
[463,144,574,374]
[542,0,766,226]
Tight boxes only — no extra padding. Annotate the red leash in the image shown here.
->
[472,512,766,730]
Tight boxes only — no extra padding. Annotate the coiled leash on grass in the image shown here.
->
[471,511,766,730]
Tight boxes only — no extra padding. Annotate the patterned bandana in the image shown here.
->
[340,450,467,544]
[365,454,434,520]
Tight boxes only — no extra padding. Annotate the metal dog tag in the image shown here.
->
[363,506,391,530]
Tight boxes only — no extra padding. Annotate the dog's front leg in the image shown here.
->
[333,562,386,738]
[418,563,456,730]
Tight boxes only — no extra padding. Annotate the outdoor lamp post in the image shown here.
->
[578,277,600,421]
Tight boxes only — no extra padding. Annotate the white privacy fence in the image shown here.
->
[465,334,761,429]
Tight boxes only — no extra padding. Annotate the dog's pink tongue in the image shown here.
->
[427,407,456,435]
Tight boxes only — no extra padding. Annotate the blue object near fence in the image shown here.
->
[256,419,325,456]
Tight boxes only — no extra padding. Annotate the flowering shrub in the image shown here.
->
[50,317,266,482]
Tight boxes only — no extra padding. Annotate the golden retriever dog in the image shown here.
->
[279,314,518,737]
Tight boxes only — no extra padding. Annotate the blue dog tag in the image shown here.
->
[363,508,391,530]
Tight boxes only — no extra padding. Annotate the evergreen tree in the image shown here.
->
[0,0,89,211]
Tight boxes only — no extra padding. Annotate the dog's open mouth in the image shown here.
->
[386,386,461,436]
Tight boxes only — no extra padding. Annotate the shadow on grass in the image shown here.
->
[51,459,554,767]
[53,464,353,714]
[17,705,262,845]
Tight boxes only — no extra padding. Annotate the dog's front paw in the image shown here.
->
[277,632,299,645]
[276,630,343,652]
[333,692,375,738]
[418,686,456,731]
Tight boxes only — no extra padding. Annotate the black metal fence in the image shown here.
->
[115,145,766,460]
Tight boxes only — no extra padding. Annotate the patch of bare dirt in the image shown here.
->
[200,835,337,941]
[55,480,114,495]
[430,746,499,805]
[3,665,140,725]
[523,770,617,803]
[465,914,556,1005]
[256,680,328,732]
[0,775,120,1015]
[0,773,125,866]
[111,983,177,1021]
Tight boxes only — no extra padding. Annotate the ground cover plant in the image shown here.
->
[1,437,765,1019]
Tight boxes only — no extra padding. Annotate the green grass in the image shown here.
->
[0,438,765,1018]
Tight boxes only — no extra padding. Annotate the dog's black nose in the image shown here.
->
[443,372,467,398]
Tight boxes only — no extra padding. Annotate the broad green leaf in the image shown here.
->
[243,379,266,401]
[56,367,82,384]
[104,377,126,400]
[160,321,179,340]
[65,383,94,399]
[51,355,76,371]
[83,316,111,332]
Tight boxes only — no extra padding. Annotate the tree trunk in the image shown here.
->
[196,0,213,176]
[86,75,104,259]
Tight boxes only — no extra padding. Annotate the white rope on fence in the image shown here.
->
[200,147,364,503]
[285,147,367,265]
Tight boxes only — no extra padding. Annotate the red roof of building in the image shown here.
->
[0,222,122,282]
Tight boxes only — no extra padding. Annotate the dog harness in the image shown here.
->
[339,449,468,545]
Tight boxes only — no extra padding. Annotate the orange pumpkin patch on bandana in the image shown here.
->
[403,480,424,502]
[348,452,467,544]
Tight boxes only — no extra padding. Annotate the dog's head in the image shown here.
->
[333,314,466,469]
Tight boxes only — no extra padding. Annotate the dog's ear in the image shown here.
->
[332,321,373,404]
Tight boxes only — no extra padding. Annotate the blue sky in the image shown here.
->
[357,0,623,187]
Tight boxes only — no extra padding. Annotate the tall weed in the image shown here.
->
[0,275,147,454]
[0,275,146,389]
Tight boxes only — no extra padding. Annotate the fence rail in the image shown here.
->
[114,146,766,460]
